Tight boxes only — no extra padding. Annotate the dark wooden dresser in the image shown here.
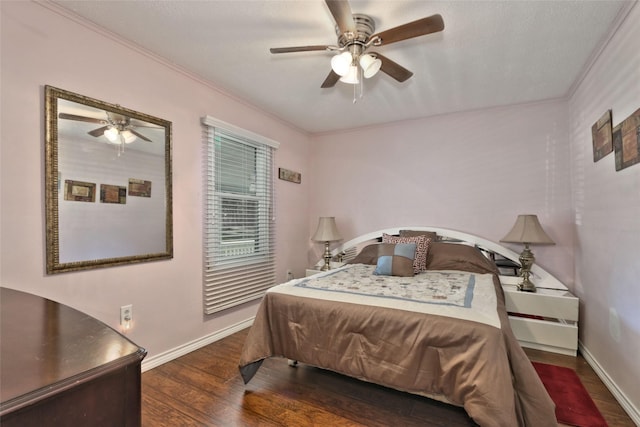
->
[0,287,146,427]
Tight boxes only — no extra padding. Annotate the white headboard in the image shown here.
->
[322,226,567,291]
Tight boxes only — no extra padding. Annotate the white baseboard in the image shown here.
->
[579,340,640,426]
[141,317,255,372]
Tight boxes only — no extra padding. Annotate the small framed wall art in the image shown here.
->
[592,110,613,162]
[129,178,152,197]
[613,108,640,171]
[100,184,127,204]
[278,167,301,184]
[64,180,96,202]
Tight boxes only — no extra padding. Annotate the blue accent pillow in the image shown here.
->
[374,243,417,277]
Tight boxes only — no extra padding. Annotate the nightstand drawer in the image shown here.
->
[501,279,579,356]
[508,315,578,356]
[503,288,578,321]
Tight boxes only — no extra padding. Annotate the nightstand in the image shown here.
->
[305,268,321,277]
[500,276,579,356]
[306,262,345,277]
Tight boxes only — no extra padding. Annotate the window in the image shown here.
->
[202,116,279,314]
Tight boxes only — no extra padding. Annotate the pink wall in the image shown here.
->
[309,101,574,285]
[2,1,638,417]
[568,2,640,415]
[0,2,311,359]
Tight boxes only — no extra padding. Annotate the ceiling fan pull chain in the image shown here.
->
[352,80,357,104]
[359,66,364,100]
[116,135,125,157]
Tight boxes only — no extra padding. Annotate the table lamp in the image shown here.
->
[500,214,555,292]
[311,217,342,271]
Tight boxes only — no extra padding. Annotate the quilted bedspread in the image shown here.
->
[239,265,557,427]
[289,264,500,326]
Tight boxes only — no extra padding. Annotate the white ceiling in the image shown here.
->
[53,0,632,134]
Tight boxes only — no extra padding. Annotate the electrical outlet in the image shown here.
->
[120,304,133,331]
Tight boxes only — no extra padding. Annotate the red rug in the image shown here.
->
[532,362,608,427]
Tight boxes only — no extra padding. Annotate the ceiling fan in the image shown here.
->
[59,112,152,144]
[270,0,444,88]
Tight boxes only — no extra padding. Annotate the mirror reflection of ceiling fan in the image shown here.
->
[270,0,444,88]
[59,112,153,144]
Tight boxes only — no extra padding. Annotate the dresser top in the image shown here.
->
[0,287,146,414]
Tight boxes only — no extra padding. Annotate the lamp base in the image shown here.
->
[517,279,537,293]
[517,245,536,292]
[321,241,332,271]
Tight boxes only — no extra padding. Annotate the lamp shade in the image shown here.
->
[331,52,352,77]
[311,217,342,242]
[339,65,360,84]
[104,127,119,143]
[359,54,382,78]
[121,130,137,144]
[501,215,555,245]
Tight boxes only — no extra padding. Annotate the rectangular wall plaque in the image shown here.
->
[100,184,127,204]
[278,167,301,184]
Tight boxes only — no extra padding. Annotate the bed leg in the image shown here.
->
[287,359,298,367]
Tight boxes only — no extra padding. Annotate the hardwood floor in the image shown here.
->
[142,328,635,426]
[523,347,635,427]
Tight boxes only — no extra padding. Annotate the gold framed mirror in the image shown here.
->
[45,86,173,274]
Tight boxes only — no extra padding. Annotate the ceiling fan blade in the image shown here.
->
[321,70,341,88]
[325,0,355,35]
[372,14,444,46]
[88,126,110,137]
[270,45,332,54]
[128,128,152,142]
[59,113,108,125]
[374,53,413,82]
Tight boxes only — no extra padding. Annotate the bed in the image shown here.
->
[239,227,558,427]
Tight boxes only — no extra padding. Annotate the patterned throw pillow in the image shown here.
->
[382,233,431,273]
[374,243,417,277]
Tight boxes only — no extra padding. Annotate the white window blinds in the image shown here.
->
[202,116,279,315]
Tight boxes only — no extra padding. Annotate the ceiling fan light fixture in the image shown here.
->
[270,7,446,91]
[359,54,382,78]
[339,65,360,84]
[331,51,352,76]
[121,130,137,144]
[104,127,119,143]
